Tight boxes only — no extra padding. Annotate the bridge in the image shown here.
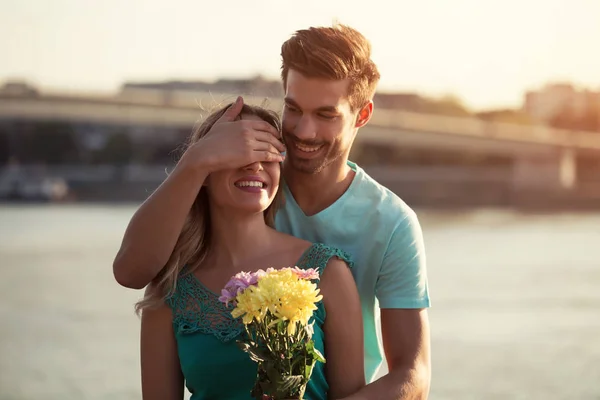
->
[1,87,600,203]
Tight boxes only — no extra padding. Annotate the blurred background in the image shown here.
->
[1,0,599,399]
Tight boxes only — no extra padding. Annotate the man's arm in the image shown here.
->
[112,97,285,289]
[344,209,431,400]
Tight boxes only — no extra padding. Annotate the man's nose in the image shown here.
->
[293,116,317,141]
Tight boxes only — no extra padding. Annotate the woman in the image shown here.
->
[136,103,364,400]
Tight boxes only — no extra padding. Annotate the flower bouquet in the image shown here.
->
[218,267,326,400]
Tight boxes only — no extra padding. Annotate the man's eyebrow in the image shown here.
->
[315,105,338,113]
[284,97,299,107]
[284,98,339,113]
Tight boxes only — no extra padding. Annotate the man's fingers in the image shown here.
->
[266,151,285,163]
[253,150,285,163]
[217,96,244,123]
[253,130,286,153]
[250,120,283,140]
[253,141,285,156]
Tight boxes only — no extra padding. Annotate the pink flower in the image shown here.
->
[289,267,320,281]
[218,271,260,306]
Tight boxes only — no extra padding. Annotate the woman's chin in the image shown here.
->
[227,203,271,217]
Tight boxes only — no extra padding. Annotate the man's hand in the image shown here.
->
[178,96,286,175]
[341,309,431,400]
[112,96,287,290]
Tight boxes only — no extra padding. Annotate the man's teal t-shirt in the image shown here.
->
[274,161,431,383]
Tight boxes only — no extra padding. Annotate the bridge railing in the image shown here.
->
[371,108,600,150]
[3,88,600,151]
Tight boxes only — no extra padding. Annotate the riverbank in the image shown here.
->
[3,163,600,211]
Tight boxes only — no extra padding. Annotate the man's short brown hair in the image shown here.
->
[280,23,381,111]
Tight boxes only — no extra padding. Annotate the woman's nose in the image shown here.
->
[243,162,263,172]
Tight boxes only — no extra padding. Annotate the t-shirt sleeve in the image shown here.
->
[375,210,431,309]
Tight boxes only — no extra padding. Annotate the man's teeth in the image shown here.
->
[295,143,321,152]
[236,181,264,188]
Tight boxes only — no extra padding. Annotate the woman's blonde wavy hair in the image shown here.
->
[135,102,283,314]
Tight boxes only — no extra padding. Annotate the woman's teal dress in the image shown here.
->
[165,243,353,400]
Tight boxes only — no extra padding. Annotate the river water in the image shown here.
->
[0,205,599,399]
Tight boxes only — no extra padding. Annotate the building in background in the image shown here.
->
[523,83,600,131]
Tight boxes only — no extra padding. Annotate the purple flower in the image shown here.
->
[289,267,320,281]
[218,271,260,306]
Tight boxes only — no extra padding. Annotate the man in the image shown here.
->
[114,24,431,399]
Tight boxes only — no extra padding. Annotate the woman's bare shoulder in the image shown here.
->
[272,230,313,255]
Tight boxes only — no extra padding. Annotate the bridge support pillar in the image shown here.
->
[512,148,577,192]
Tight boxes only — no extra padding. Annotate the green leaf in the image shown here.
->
[305,341,314,352]
[237,341,270,363]
[248,349,267,363]
[304,363,315,380]
[312,347,326,364]
[265,363,281,384]
[237,341,251,352]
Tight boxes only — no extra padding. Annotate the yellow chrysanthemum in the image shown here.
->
[231,286,268,324]
[231,268,323,333]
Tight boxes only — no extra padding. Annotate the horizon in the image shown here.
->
[2,0,599,111]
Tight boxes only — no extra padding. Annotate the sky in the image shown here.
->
[1,0,599,111]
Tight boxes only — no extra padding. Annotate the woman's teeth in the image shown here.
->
[235,181,264,188]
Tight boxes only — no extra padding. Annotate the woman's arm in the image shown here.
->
[320,258,365,399]
[112,97,285,289]
[140,292,184,400]
[113,165,208,289]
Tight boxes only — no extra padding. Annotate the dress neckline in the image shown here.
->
[186,243,319,298]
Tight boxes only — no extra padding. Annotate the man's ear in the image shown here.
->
[355,101,374,128]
